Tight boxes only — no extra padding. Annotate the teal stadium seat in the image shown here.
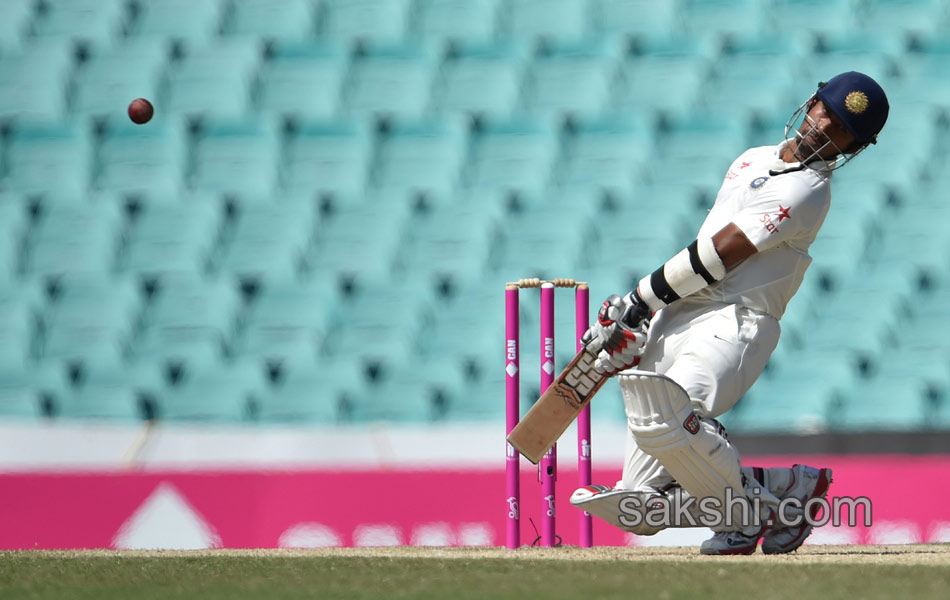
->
[157,360,265,422]
[498,0,589,42]
[522,38,621,118]
[590,0,679,37]
[590,203,691,274]
[900,34,950,110]
[321,0,411,44]
[281,117,372,196]
[232,278,338,362]
[131,276,240,364]
[191,116,279,197]
[30,0,125,52]
[431,40,531,118]
[129,0,225,49]
[40,275,142,368]
[256,41,347,120]
[395,200,499,286]
[806,204,875,285]
[3,120,91,197]
[557,113,653,193]
[95,116,187,198]
[223,0,315,42]
[71,39,167,118]
[163,40,261,119]
[373,116,467,195]
[0,284,43,370]
[342,358,454,422]
[702,33,811,118]
[801,31,902,91]
[304,192,412,285]
[0,363,68,420]
[766,0,858,38]
[213,201,316,284]
[0,0,32,52]
[0,41,72,121]
[465,116,558,193]
[856,0,949,37]
[22,203,123,280]
[493,208,590,280]
[412,0,499,45]
[680,0,768,38]
[343,41,439,119]
[323,279,434,364]
[118,202,221,280]
[0,202,28,284]
[838,375,934,432]
[612,34,714,121]
[254,357,362,423]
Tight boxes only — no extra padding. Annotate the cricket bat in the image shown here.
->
[506,346,608,464]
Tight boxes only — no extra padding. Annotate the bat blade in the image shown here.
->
[506,347,608,464]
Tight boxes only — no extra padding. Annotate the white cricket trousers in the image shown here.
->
[619,298,781,492]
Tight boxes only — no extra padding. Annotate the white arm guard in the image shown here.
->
[637,236,727,312]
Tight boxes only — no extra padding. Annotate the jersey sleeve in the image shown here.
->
[731,177,828,252]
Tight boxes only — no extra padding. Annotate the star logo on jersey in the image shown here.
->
[740,162,751,169]
[775,205,791,222]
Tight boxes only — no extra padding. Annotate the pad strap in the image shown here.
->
[637,236,726,312]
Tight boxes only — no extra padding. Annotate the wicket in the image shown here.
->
[505,278,592,548]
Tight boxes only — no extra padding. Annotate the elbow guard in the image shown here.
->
[636,236,727,312]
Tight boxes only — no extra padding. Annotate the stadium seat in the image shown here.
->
[465,116,558,193]
[0,0,32,52]
[589,0,679,37]
[213,201,315,283]
[256,40,347,120]
[838,375,934,431]
[304,194,412,285]
[0,363,67,420]
[281,117,372,196]
[321,0,411,44]
[3,120,91,197]
[557,113,653,192]
[71,39,167,118]
[801,31,902,88]
[0,285,42,369]
[372,116,467,195]
[22,203,124,280]
[343,41,439,119]
[191,116,279,197]
[157,360,265,422]
[431,40,531,118]
[680,0,769,38]
[253,357,362,423]
[95,116,187,198]
[493,209,590,280]
[612,34,714,121]
[766,0,858,38]
[128,0,225,49]
[411,0,499,45]
[522,38,621,118]
[118,202,221,280]
[30,0,125,52]
[589,205,690,274]
[163,40,261,119]
[131,276,241,363]
[857,0,949,36]
[652,110,747,188]
[0,41,72,121]
[342,366,451,422]
[39,275,142,367]
[232,279,338,362]
[498,0,588,42]
[224,0,315,41]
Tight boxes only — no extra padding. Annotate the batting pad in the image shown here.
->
[620,372,757,534]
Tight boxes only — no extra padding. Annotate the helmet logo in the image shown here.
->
[844,91,869,114]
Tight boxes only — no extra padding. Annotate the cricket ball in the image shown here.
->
[128,98,154,124]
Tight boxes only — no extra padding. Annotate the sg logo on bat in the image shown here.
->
[557,351,603,409]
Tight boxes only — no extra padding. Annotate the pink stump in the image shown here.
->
[575,284,592,547]
[505,284,520,549]
[539,283,556,546]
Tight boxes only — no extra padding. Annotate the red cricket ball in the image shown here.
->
[128,98,154,124]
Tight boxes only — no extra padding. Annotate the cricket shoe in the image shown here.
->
[699,529,763,555]
[570,485,665,536]
[761,465,833,555]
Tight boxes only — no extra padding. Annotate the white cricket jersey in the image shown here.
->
[691,142,833,319]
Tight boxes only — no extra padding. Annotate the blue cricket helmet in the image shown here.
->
[816,71,889,145]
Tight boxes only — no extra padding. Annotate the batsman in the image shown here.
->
[572,72,889,555]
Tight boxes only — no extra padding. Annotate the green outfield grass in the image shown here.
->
[1,545,949,600]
